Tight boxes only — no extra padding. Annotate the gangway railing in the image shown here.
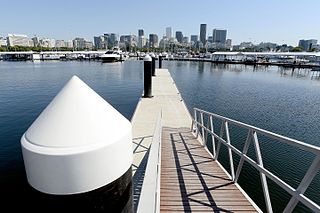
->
[136,111,162,213]
[191,107,320,213]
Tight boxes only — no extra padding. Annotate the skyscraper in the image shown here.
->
[138,29,144,37]
[298,39,317,51]
[200,24,207,45]
[94,36,105,49]
[166,27,172,39]
[191,35,198,43]
[149,34,158,48]
[212,29,227,44]
[176,31,183,43]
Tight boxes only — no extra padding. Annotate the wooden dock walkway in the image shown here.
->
[161,127,257,212]
[132,68,260,212]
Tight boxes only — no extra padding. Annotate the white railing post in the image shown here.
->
[209,115,216,158]
[235,130,252,183]
[283,155,320,213]
[224,121,235,181]
[215,120,225,161]
[252,131,273,213]
[191,108,196,132]
[195,109,199,137]
[200,112,205,146]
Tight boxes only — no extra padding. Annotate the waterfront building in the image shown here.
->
[138,29,144,37]
[258,42,277,51]
[138,36,147,48]
[0,37,7,46]
[55,40,66,48]
[73,38,86,50]
[109,33,118,47]
[149,34,158,48]
[94,36,105,49]
[200,24,207,46]
[84,41,93,50]
[159,37,179,49]
[175,31,183,43]
[166,27,172,39]
[120,35,137,49]
[298,39,318,51]
[191,35,198,43]
[182,36,189,44]
[212,29,227,44]
[226,39,232,49]
[103,33,118,48]
[32,37,40,47]
[40,38,55,48]
[239,42,254,50]
[65,40,73,48]
[7,34,30,47]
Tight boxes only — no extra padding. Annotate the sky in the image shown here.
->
[1,0,319,46]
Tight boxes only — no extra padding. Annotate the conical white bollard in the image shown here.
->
[21,75,133,211]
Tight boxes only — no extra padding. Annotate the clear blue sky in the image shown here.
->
[1,0,319,45]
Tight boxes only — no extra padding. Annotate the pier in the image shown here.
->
[132,68,260,212]
[132,65,320,212]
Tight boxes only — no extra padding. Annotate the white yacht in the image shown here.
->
[100,47,125,62]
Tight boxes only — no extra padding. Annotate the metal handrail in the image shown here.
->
[136,111,162,213]
[191,107,320,213]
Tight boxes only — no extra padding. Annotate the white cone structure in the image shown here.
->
[21,75,132,195]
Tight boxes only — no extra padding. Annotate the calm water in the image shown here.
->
[0,60,319,212]
[0,60,144,209]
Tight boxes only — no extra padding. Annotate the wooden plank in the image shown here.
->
[160,127,258,212]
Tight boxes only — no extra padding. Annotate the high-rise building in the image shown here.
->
[84,41,93,50]
[226,39,232,49]
[40,38,55,48]
[0,37,7,46]
[207,36,213,43]
[166,27,172,39]
[32,37,40,47]
[55,40,66,48]
[103,33,118,48]
[212,29,227,44]
[191,35,198,43]
[120,35,137,48]
[138,36,147,48]
[94,36,105,49]
[65,40,73,48]
[149,34,158,48]
[109,33,117,47]
[138,29,144,37]
[200,24,207,45]
[73,38,86,50]
[298,39,318,51]
[175,31,183,43]
[182,36,189,44]
[7,34,30,47]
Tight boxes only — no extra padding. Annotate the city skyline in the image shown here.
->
[0,0,320,46]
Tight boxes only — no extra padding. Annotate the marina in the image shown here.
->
[1,51,320,69]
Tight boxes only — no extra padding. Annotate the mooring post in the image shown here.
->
[144,55,152,98]
[21,76,133,212]
[151,53,156,76]
[159,53,162,68]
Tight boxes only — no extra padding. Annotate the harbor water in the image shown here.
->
[0,60,319,212]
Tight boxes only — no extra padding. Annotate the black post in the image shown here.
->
[159,55,162,68]
[151,54,156,76]
[143,55,152,98]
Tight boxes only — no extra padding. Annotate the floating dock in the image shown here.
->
[131,68,260,212]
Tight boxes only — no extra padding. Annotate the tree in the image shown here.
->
[291,46,303,52]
